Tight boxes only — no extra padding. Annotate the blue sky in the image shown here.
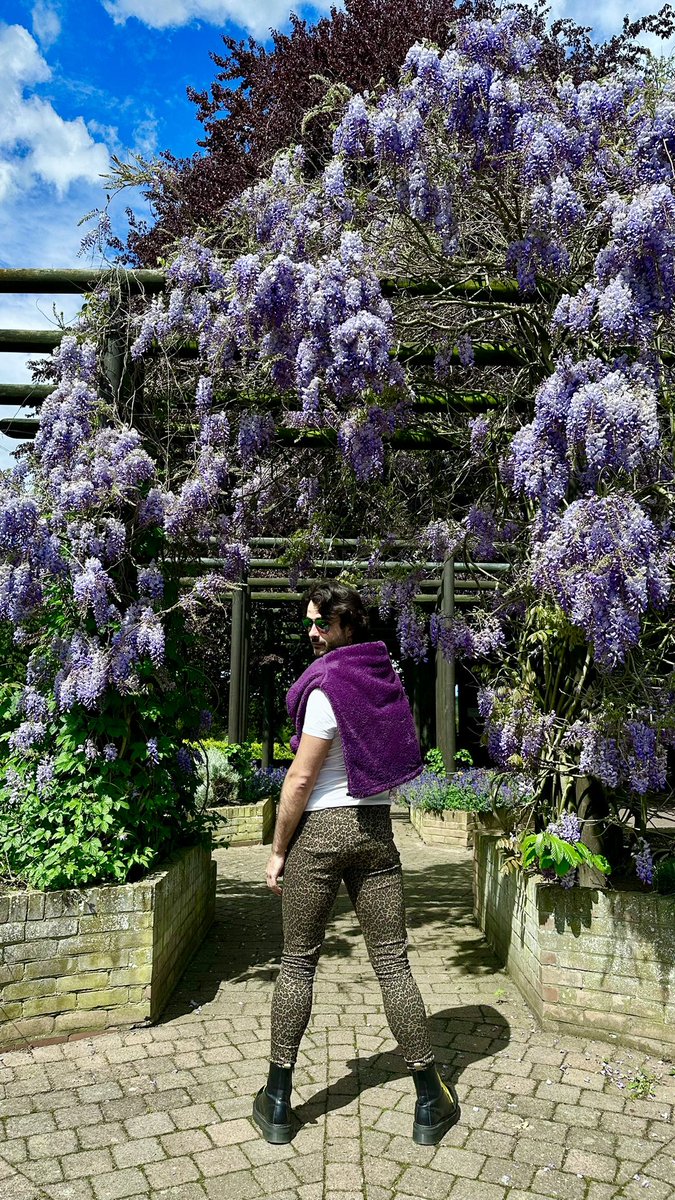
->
[0,0,673,467]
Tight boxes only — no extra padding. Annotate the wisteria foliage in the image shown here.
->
[2,10,675,873]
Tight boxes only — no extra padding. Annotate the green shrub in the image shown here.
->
[196,742,287,806]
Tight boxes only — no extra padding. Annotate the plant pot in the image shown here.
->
[209,795,275,847]
[0,843,216,1050]
[473,831,675,1056]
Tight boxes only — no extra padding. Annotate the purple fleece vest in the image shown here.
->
[286,640,422,798]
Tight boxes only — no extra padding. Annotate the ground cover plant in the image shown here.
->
[1,7,674,889]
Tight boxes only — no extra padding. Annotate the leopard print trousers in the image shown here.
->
[269,805,434,1068]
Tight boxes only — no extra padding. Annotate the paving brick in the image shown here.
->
[124,1110,176,1138]
[110,1135,166,1168]
[62,1147,116,1180]
[528,1167,588,1200]
[513,1138,565,1169]
[562,1148,617,1183]
[397,1164,456,1198]
[193,1144,251,1177]
[479,1156,536,1189]
[203,1173,263,1199]
[449,1180,506,1200]
[90,1167,149,1199]
[430,1146,485,1178]
[144,1155,202,1188]
[26,1128,78,1158]
[46,1182,97,1200]
[206,1118,257,1146]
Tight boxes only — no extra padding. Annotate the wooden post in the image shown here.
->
[435,556,456,773]
[240,580,250,743]
[228,579,250,744]
[261,661,275,768]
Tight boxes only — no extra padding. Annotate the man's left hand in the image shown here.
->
[266,851,286,896]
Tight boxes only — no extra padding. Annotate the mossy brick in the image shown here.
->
[26,894,46,921]
[0,1014,55,1046]
[610,991,671,1018]
[109,1003,151,1026]
[55,971,111,992]
[23,956,78,980]
[42,893,67,918]
[76,950,128,972]
[52,1007,110,1032]
[5,893,29,922]
[62,930,154,952]
[30,918,79,940]
[76,986,128,1010]
[78,913,134,934]
[109,964,150,984]
[0,922,27,946]
[0,1001,23,1021]
[0,896,10,923]
[126,985,150,1004]
[23,993,78,1018]
[3,978,57,1002]
[0,963,23,986]
[4,938,59,963]
[84,887,136,914]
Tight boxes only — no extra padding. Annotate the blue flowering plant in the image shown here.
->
[399,766,495,814]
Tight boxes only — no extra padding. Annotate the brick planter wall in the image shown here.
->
[410,806,500,849]
[0,842,216,1049]
[210,796,275,847]
[474,831,675,1056]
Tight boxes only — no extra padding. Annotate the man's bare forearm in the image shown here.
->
[272,775,312,854]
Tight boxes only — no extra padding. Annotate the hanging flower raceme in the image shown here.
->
[531,493,671,667]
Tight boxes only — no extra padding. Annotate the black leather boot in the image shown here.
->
[252,1063,294,1144]
[410,1063,460,1145]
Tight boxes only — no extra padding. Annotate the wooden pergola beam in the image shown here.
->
[0,268,164,294]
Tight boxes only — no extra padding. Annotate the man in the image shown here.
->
[252,581,460,1145]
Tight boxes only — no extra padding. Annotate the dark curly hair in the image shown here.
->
[302,580,370,643]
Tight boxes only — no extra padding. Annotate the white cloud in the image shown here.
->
[0,23,110,200]
[526,0,675,50]
[31,0,62,49]
[102,0,334,39]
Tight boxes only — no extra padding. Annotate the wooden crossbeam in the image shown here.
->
[0,268,164,294]
[0,330,64,352]
[0,419,475,448]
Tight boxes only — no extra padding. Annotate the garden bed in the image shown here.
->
[474,831,675,1055]
[0,843,216,1050]
[210,795,275,847]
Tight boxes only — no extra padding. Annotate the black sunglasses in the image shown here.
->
[302,616,332,631]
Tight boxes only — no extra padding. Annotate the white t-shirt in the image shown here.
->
[301,689,391,811]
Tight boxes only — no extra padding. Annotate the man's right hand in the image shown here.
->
[266,851,286,896]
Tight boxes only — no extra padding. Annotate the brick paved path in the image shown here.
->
[1,818,674,1200]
